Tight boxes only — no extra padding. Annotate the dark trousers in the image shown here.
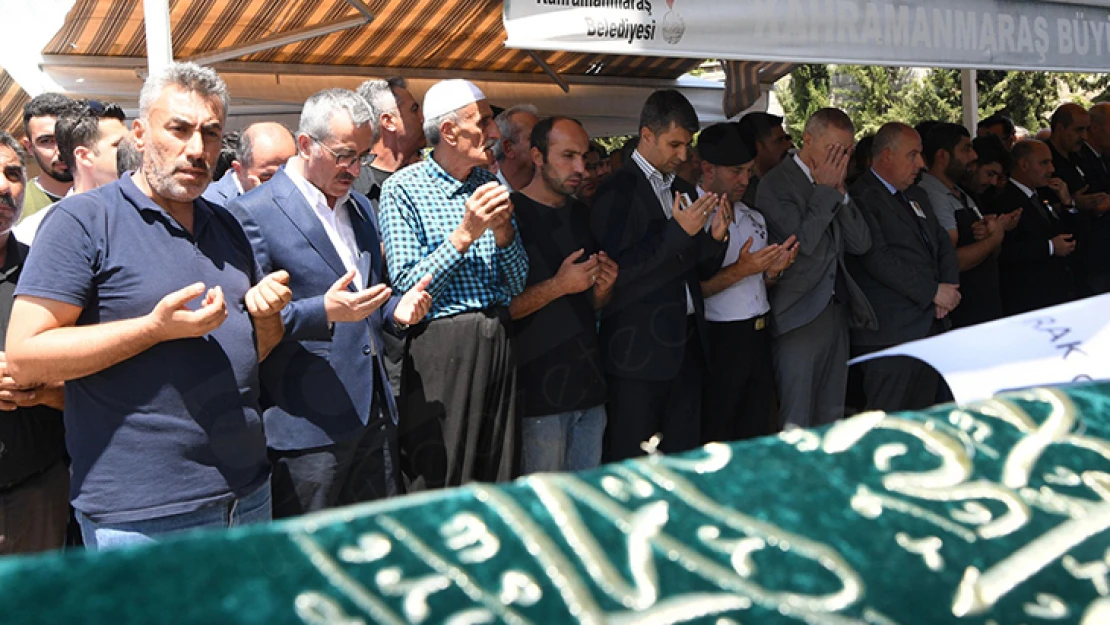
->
[701,316,775,443]
[0,460,69,555]
[269,394,399,519]
[604,318,704,461]
[399,308,519,492]
[852,323,949,413]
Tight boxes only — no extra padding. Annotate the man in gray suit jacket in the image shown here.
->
[848,122,960,412]
[756,108,876,429]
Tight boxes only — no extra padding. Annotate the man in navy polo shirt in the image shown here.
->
[5,63,292,549]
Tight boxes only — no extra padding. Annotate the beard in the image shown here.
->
[142,148,211,204]
[0,192,21,233]
[541,163,581,198]
[34,151,73,183]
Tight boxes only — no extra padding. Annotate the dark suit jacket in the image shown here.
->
[227,169,400,451]
[847,171,959,347]
[986,181,1076,315]
[202,171,241,207]
[756,156,876,336]
[589,159,727,381]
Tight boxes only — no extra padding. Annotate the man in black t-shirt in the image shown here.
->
[510,117,618,474]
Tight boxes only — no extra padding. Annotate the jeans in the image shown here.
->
[75,478,271,550]
[521,404,607,474]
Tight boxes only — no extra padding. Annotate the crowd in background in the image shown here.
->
[0,61,1105,555]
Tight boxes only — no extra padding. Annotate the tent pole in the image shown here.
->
[142,0,174,77]
[961,68,978,133]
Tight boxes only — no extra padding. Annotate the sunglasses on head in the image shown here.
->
[81,100,126,120]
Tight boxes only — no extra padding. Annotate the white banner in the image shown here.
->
[850,294,1110,404]
[504,0,1110,72]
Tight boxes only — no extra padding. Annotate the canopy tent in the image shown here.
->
[0,0,746,139]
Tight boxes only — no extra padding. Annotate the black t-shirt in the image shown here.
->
[511,192,607,418]
[950,190,1002,328]
[0,238,65,489]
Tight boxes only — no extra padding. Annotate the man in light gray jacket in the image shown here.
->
[756,108,876,429]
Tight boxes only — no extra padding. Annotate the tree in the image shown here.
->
[891,68,962,127]
[832,65,913,137]
[777,64,829,140]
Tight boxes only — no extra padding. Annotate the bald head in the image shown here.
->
[1011,139,1055,189]
[1050,102,1090,155]
[1089,102,1110,153]
[871,122,923,191]
[234,122,296,191]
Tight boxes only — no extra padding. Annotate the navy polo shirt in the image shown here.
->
[15,174,269,523]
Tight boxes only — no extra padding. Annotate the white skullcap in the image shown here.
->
[422,79,486,120]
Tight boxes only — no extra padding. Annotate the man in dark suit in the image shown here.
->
[204,122,295,207]
[1080,102,1110,293]
[756,108,876,429]
[228,89,432,517]
[590,89,730,460]
[848,123,960,412]
[986,140,1078,315]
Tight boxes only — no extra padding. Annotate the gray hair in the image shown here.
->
[297,88,375,143]
[423,108,463,148]
[357,77,407,122]
[493,104,539,162]
[871,122,915,158]
[0,131,27,168]
[802,107,855,140]
[139,62,230,121]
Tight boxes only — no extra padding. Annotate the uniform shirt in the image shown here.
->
[285,162,363,288]
[700,188,771,322]
[378,156,528,320]
[15,174,269,523]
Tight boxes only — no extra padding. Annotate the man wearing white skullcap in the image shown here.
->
[378,79,528,490]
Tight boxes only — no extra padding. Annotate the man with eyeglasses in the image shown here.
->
[227,88,432,517]
[17,94,78,225]
[14,100,128,244]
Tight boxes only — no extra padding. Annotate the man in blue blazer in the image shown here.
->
[203,122,295,207]
[228,89,432,517]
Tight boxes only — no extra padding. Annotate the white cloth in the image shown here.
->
[423,79,486,120]
[285,161,364,288]
[12,204,50,245]
[699,188,770,322]
[631,149,695,315]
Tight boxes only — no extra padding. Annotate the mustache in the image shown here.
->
[337,172,356,183]
[177,158,210,174]
[0,193,16,211]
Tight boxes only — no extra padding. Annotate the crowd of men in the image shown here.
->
[0,61,1105,555]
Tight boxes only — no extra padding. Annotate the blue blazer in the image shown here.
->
[202,170,241,207]
[227,168,400,451]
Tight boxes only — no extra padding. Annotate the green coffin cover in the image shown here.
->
[2,382,1110,624]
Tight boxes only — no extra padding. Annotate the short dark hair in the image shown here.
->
[978,114,1015,135]
[871,122,914,159]
[55,100,126,173]
[213,130,240,181]
[22,93,78,138]
[0,131,26,167]
[639,90,698,136]
[587,140,607,159]
[972,134,1013,173]
[530,116,584,159]
[923,123,971,168]
[914,120,941,144]
[1050,103,1086,131]
[736,112,783,155]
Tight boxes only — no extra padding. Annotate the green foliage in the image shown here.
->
[777,64,829,140]
[833,65,913,137]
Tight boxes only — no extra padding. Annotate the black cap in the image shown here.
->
[697,122,753,166]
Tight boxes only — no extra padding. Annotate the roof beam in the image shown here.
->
[185,15,372,66]
[525,51,569,93]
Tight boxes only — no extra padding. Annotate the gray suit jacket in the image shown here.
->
[756,156,876,336]
[202,171,241,207]
[847,171,959,347]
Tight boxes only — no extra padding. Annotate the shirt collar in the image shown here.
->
[1010,178,1036,198]
[425,153,490,197]
[284,158,351,213]
[870,168,899,195]
[632,148,675,187]
[232,172,245,196]
[793,153,814,184]
[1087,142,1102,159]
[122,172,212,236]
[0,234,25,280]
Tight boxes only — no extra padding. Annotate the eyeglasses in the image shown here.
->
[309,136,375,169]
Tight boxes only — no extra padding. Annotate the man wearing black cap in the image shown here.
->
[697,123,797,443]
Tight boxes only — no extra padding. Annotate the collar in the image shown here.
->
[284,158,351,212]
[426,152,484,197]
[495,168,513,192]
[1010,178,1036,198]
[870,168,899,195]
[32,177,63,202]
[122,172,212,236]
[792,153,814,184]
[632,148,675,187]
[918,172,960,196]
[1087,142,1103,159]
[232,172,245,195]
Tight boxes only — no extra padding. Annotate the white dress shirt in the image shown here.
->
[286,160,364,288]
[699,187,770,322]
[631,149,695,315]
